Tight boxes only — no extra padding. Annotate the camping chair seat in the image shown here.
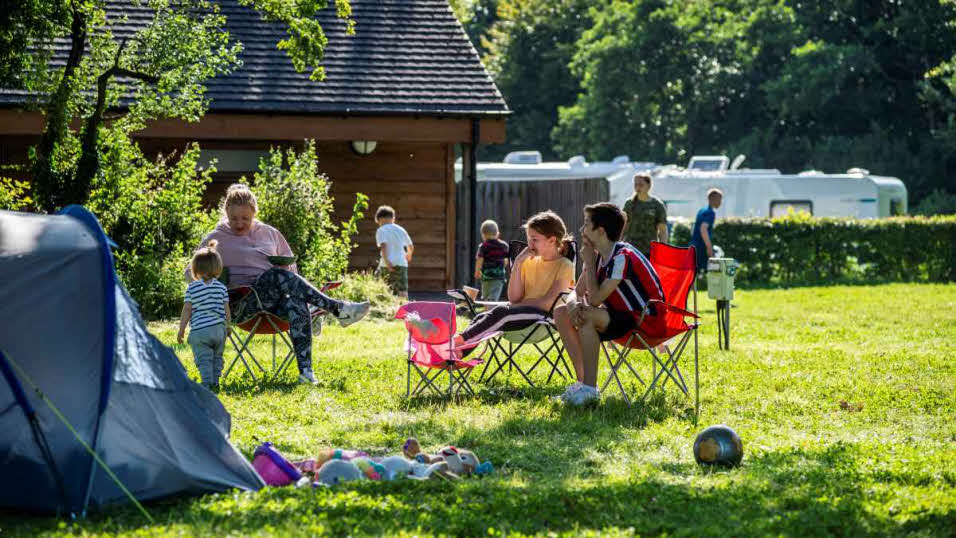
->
[224,281,341,384]
[600,242,701,415]
[396,301,498,399]
[448,239,576,388]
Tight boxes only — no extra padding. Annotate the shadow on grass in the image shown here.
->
[5,444,951,536]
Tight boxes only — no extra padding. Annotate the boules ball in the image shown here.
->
[693,424,743,467]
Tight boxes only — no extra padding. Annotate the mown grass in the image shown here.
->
[2,283,954,536]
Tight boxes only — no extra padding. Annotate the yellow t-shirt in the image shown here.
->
[520,256,575,301]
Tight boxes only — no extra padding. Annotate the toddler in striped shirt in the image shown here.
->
[178,240,231,390]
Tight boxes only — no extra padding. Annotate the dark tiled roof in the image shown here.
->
[0,0,509,117]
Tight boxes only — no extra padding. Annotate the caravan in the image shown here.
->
[638,155,908,219]
[460,152,908,220]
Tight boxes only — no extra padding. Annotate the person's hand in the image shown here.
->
[386,262,395,272]
[569,301,588,329]
[578,228,597,265]
[405,252,413,263]
[515,247,533,265]
[177,330,185,345]
[474,270,482,280]
[707,245,714,258]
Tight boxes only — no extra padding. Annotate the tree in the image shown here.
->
[481,0,596,160]
[1,0,353,212]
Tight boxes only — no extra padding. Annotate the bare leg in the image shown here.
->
[578,307,611,388]
[554,304,584,382]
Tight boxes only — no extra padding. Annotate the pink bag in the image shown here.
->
[252,442,302,486]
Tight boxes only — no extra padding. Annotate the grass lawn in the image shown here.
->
[3,283,954,537]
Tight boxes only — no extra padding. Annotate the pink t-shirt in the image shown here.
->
[187,220,296,288]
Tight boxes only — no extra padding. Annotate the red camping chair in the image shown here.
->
[600,242,701,414]
[395,302,498,399]
[223,281,342,383]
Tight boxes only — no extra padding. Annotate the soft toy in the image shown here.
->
[403,439,490,477]
[315,459,365,486]
[353,457,386,481]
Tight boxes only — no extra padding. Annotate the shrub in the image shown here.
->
[914,189,956,216]
[0,177,32,211]
[88,129,216,319]
[670,214,956,285]
[252,140,368,285]
[327,271,403,320]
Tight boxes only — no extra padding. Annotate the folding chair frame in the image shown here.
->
[600,276,701,418]
[448,289,575,389]
[405,347,480,400]
[223,282,340,384]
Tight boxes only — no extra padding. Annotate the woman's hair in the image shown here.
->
[220,183,258,218]
[191,240,223,280]
[525,210,573,256]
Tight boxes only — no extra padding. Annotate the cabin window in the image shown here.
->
[890,199,904,216]
[770,200,813,217]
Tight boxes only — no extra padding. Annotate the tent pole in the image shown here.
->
[3,353,153,522]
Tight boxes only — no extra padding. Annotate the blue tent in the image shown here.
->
[0,207,263,515]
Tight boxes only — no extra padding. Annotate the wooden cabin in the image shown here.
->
[0,0,509,291]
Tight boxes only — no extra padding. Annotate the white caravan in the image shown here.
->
[638,155,908,219]
[455,151,658,198]
[458,152,908,219]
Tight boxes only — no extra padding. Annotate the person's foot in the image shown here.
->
[298,367,318,385]
[337,301,370,327]
[565,384,600,406]
[552,381,584,403]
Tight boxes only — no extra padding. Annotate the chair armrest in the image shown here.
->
[321,281,343,292]
[446,289,478,316]
[547,289,574,316]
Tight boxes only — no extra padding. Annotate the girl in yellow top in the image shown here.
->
[455,211,575,352]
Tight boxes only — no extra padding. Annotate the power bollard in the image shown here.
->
[706,258,739,350]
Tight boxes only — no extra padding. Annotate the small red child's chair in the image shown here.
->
[600,242,701,416]
[395,301,498,399]
[223,281,341,383]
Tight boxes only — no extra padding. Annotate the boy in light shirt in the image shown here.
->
[375,205,414,298]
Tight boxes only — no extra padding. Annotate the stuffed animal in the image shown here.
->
[402,438,491,477]
[315,459,365,486]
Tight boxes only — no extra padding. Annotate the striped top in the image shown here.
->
[184,279,229,331]
[596,242,666,320]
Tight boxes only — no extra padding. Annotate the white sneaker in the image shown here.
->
[337,301,370,327]
[553,382,584,403]
[566,384,600,406]
[298,367,318,385]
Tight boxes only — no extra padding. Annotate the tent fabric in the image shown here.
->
[0,208,263,515]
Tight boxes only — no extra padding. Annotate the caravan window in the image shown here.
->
[770,200,813,217]
[890,199,904,216]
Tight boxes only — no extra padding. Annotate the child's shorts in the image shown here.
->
[599,308,638,342]
[377,265,409,294]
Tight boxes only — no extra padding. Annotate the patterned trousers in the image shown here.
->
[241,268,343,372]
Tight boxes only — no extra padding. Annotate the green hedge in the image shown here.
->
[670,214,956,286]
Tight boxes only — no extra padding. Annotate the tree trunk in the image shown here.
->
[32,3,87,212]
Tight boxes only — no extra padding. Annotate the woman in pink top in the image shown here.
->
[189,184,369,385]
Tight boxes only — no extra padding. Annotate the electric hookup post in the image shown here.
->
[707,257,739,350]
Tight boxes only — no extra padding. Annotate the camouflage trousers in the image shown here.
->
[237,268,342,372]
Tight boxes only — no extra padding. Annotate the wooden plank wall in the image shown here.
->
[455,177,610,284]
[138,138,453,291]
[320,141,451,292]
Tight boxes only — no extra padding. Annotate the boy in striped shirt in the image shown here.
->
[554,202,666,405]
[178,240,231,390]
